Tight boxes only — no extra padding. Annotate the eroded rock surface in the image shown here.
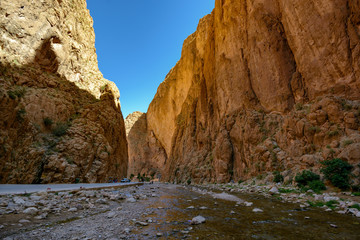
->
[0,0,128,183]
[128,0,360,183]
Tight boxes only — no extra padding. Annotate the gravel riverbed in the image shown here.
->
[1,183,360,239]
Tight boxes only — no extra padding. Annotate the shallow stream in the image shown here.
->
[132,184,360,240]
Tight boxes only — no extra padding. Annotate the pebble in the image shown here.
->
[19,219,30,223]
[244,202,253,207]
[124,228,131,233]
[191,215,206,225]
[186,206,195,209]
[269,186,279,194]
[68,208,78,212]
[23,207,38,215]
[330,224,338,228]
[136,221,149,226]
[127,198,136,203]
[230,211,235,214]
[199,206,208,210]
[107,212,116,218]
[252,208,263,213]
[156,233,163,237]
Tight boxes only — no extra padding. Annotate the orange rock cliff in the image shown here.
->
[126,0,360,184]
[0,0,128,183]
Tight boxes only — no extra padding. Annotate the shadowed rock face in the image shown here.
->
[128,0,360,183]
[0,0,128,183]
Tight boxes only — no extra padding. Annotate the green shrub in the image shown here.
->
[187,179,192,185]
[129,173,134,180]
[350,204,360,211]
[307,200,324,207]
[321,158,353,190]
[43,117,53,127]
[295,170,320,187]
[325,200,339,210]
[308,180,326,193]
[353,192,360,196]
[52,122,69,137]
[273,171,284,183]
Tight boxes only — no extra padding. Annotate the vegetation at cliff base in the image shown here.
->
[295,170,326,193]
[321,158,353,190]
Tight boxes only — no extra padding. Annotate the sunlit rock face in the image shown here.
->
[129,0,360,183]
[125,112,166,179]
[0,0,128,183]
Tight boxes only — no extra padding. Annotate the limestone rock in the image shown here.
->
[128,0,360,184]
[0,0,128,183]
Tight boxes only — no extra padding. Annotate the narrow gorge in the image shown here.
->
[126,0,360,184]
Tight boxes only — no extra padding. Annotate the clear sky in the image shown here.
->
[86,1,215,118]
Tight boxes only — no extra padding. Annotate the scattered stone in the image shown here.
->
[244,202,253,207]
[230,211,235,214]
[156,233,163,237]
[13,197,25,205]
[199,206,208,210]
[23,207,38,215]
[186,206,195,209]
[34,213,48,220]
[107,212,116,218]
[68,208,78,212]
[191,216,206,225]
[269,186,279,194]
[96,199,107,204]
[19,219,30,223]
[305,217,310,219]
[124,228,131,234]
[127,198,136,203]
[252,208,263,213]
[136,221,149,226]
[330,224,338,228]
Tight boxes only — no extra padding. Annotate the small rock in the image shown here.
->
[126,198,136,203]
[95,199,107,204]
[68,207,78,212]
[252,208,263,213]
[107,212,116,218]
[34,213,48,220]
[330,224,338,228]
[244,202,253,207]
[269,186,279,194]
[19,219,30,223]
[23,207,38,215]
[124,228,131,233]
[13,197,25,205]
[230,211,235,214]
[199,206,208,210]
[305,216,310,219]
[191,215,206,225]
[136,221,149,226]
[356,212,360,218]
[156,233,163,237]
[186,206,195,209]
[325,208,332,212]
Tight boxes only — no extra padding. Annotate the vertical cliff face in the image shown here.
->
[0,0,128,183]
[128,0,360,183]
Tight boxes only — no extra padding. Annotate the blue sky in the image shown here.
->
[86,1,215,118]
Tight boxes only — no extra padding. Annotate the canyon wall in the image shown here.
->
[127,0,360,183]
[0,0,128,183]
